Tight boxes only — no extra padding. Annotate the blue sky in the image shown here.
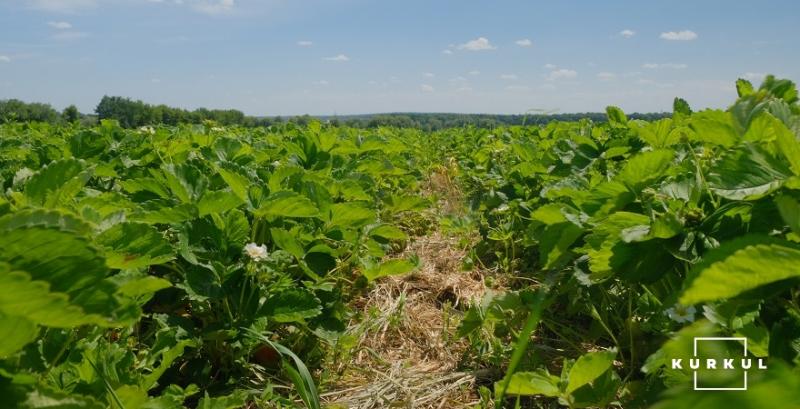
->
[1,0,799,116]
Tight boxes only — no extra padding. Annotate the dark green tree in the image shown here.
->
[62,105,80,123]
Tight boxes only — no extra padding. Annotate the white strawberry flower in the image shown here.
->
[244,242,268,261]
[665,304,696,323]
[138,126,155,135]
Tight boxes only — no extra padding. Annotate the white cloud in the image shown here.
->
[423,72,435,78]
[742,72,766,81]
[151,78,161,83]
[619,29,635,38]
[323,54,349,62]
[456,86,473,92]
[26,0,96,12]
[500,74,518,80]
[505,85,529,91]
[457,37,495,51]
[449,76,467,82]
[442,49,453,55]
[0,55,10,63]
[548,68,577,81]
[52,31,88,41]
[515,38,532,47]
[636,79,675,88]
[313,80,329,86]
[297,40,313,47]
[420,84,434,92]
[660,30,697,41]
[642,63,688,69]
[193,0,235,15]
[596,72,616,81]
[47,21,72,29]
[468,70,480,75]
[543,63,557,70]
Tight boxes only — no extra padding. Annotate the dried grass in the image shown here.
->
[321,164,498,409]
[323,230,490,409]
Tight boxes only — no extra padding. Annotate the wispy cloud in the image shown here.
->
[636,78,675,88]
[468,70,480,75]
[297,40,313,47]
[313,80,329,86]
[457,37,495,51]
[596,72,616,81]
[515,38,532,47]
[52,31,88,41]
[323,54,349,62]
[543,63,557,70]
[660,30,697,41]
[442,49,453,55]
[47,21,72,29]
[423,72,435,78]
[0,55,11,63]
[500,74,518,80]
[505,85,529,91]
[642,63,688,69]
[742,72,766,82]
[26,0,97,13]
[548,68,577,81]
[193,0,235,15]
[619,29,635,38]
[420,84,434,92]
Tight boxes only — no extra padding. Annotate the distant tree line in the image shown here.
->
[2,96,671,130]
[329,112,671,131]
[94,96,262,128]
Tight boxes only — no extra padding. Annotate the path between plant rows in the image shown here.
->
[321,169,494,409]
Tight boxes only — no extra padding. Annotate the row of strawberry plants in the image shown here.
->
[0,120,431,407]
[436,76,800,407]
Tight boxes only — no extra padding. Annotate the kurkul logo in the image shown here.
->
[670,337,767,391]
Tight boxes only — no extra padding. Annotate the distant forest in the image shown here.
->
[0,96,671,130]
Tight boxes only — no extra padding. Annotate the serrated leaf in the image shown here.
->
[606,106,627,127]
[270,228,305,259]
[215,164,251,203]
[254,191,319,218]
[23,158,91,208]
[197,190,243,217]
[681,236,800,304]
[566,348,617,393]
[776,195,800,235]
[97,222,175,269]
[368,224,407,241]
[708,144,792,200]
[161,163,208,203]
[499,369,560,397]
[690,110,739,147]
[736,79,755,97]
[263,289,322,323]
[0,314,37,358]
[116,276,172,298]
[538,222,583,269]
[616,149,675,192]
[327,202,375,228]
[362,258,419,281]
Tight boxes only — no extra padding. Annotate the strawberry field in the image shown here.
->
[1,76,800,408]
